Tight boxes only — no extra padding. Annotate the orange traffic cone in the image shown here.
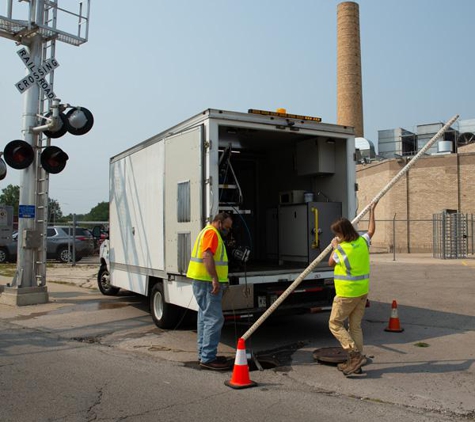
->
[384,300,404,332]
[225,338,258,389]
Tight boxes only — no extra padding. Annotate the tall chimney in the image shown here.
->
[337,1,364,137]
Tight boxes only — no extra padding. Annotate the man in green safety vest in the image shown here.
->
[328,202,377,375]
[187,212,233,371]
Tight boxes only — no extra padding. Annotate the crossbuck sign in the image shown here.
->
[15,48,59,99]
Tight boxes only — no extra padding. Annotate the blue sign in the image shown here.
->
[19,205,36,218]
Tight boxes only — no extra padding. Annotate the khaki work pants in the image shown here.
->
[329,294,368,354]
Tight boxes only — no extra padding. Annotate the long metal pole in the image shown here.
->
[15,35,42,288]
[14,0,45,288]
[6,0,13,19]
[241,114,459,341]
[392,213,396,261]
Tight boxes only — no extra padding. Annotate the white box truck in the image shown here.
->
[97,108,357,328]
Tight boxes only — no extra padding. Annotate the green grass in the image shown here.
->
[0,262,58,278]
[0,264,16,277]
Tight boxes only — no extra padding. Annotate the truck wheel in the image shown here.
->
[150,283,180,329]
[0,247,9,264]
[97,264,119,296]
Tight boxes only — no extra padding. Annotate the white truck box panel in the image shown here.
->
[110,267,147,296]
[165,279,198,311]
[109,141,165,271]
[164,126,203,274]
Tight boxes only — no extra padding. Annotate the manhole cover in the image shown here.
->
[312,347,347,364]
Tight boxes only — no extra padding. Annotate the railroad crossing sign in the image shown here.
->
[15,47,59,99]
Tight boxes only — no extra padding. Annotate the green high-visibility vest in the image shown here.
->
[186,225,228,282]
[333,236,370,297]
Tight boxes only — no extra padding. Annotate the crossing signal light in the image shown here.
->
[65,107,94,135]
[3,140,35,169]
[42,112,70,139]
[40,146,69,174]
[0,157,6,180]
[38,106,94,139]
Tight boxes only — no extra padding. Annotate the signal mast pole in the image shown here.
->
[0,0,91,305]
[16,7,43,296]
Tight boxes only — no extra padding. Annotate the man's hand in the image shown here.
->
[211,278,220,295]
[203,249,220,294]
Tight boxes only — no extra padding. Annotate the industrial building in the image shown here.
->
[356,136,475,256]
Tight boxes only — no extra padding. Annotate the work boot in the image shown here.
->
[200,358,231,371]
[342,350,365,375]
[338,355,366,373]
[337,356,350,372]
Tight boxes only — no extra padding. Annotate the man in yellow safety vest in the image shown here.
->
[328,202,377,375]
[187,212,233,371]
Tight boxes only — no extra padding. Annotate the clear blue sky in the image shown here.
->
[0,0,473,215]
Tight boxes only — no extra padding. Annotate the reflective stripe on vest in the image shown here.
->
[333,236,370,297]
[186,225,228,282]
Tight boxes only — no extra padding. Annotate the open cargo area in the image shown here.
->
[104,109,358,326]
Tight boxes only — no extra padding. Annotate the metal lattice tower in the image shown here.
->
[0,0,89,45]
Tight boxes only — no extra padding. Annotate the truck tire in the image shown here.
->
[150,283,180,329]
[0,247,9,264]
[97,264,119,296]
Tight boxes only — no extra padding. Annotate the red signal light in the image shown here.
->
[40,146,69,174]
[4,140,35,170]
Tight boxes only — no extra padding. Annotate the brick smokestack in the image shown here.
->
[337,1,364,137]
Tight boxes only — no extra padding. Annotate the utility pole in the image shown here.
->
[0,0,91,306]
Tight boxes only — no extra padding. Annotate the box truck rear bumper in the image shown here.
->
[222,279,335,321]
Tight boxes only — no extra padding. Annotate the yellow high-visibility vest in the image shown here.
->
[186,225,228,282]
[333,236,370,297]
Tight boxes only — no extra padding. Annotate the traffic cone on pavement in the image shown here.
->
[384,300,404,332]
[225,338,258,389]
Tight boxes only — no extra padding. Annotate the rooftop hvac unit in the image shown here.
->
[437,140,452,153]
[458,132,475,146]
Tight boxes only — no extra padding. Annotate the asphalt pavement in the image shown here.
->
[0,253,474,419]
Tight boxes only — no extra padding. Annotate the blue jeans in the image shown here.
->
[192,280,224,363]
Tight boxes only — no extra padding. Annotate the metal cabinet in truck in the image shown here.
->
[98,108,357,328]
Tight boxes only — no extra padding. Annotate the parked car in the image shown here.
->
[47,226,95,263]
[0,234,17,264]
[90,226,108,253]
[0,226,95,264]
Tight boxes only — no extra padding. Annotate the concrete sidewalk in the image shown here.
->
[289,253,475,417]
[1,254,475,417]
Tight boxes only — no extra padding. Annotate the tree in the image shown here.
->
[48,198,63,224]
[0,185,65,223]
[86,202,109,222]
[0,184,20,215]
